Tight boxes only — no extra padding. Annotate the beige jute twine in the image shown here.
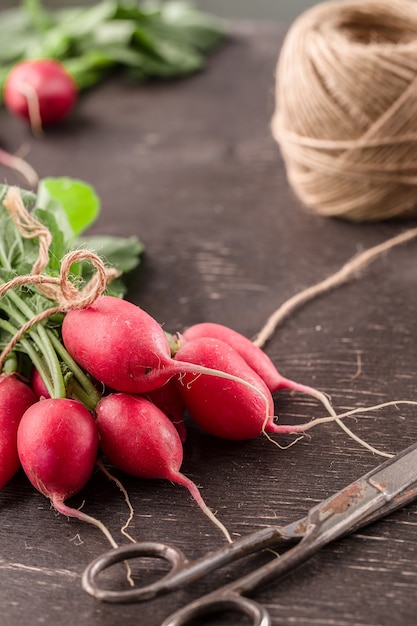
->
[272,0,417,221]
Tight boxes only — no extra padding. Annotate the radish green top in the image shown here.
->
[0,177,143,406]
[0,0,226,97]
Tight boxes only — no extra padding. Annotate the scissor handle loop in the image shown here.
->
[82,541,188,603]
[161,592,271,626]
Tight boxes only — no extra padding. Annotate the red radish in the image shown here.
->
[62,295,269,400]
[3,59,77,131]
[62,295,176,393]
[182,322,295,391]
[95,393,232,542]
[181,327,387,456]
[145,379,187,442]
[181,321,337,418]
[17,398,117,546]
[17,398,97,503]
[31,368,50,400]
[174,337,301,440]
[0,374,37,489]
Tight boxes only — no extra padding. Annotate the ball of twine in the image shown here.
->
[271,0,417,221]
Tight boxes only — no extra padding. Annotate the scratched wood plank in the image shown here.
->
[0,15,417,626]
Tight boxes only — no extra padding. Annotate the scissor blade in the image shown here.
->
[232,440,417,598]
[295,439,417,545]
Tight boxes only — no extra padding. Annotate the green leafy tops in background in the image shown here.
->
[0,0,227,95]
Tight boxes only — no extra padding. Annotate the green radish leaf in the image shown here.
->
[0,9,35,64]
[36,177,100,238]
[104,276,130,298]
[54,1,117,39]
[36,184,74,245]
[73,234,144,300]
[63,51,116,91]
[76,235,144,273]
[0,267,26,283]
[23,0,54,32]
[89,19,136,47]
[24,29,73,61]
[0,185,39,272]
[0,0,226,96]
[156,1,225,53]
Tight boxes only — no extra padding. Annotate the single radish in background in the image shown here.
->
[174,337,302,440]
[95,393,232,542]
[0,374,37,489]
[3,59,78,132]
[17,398,117,547]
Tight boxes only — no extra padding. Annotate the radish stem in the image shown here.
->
[47,329,101,409]
[53,498,119,549]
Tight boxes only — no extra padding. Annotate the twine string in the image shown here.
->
[253,226,417,347]
[0,187,118,370]
[272,0,417,220]
[3,185,52,276]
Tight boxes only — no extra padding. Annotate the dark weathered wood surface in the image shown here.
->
[1,17,417,626]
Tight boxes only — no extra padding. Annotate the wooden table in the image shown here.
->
[1,18,417,626]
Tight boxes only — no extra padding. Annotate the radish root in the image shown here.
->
[254,229,417,455]
[97,460,136,543]
[271,375,386,456]
[269,400,417,458]
[54,496,136,588]
[175,472,233,543]
[52,498,119,549]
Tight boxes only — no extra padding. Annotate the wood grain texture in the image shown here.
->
[0,18,417,626]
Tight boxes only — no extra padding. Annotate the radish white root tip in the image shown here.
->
[177,472,233,543]
[272,400,417,458]
[308,386,391,458]
[97,460,137,544]
[263,430,305,450]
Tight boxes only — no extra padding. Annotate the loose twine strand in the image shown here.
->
[253,226,417,347]
[0,186,119,369]
[271,0,417,220]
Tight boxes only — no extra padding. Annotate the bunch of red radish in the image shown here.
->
[1,294,325,542]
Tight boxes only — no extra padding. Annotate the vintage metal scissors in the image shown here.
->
[82,440,417,625]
